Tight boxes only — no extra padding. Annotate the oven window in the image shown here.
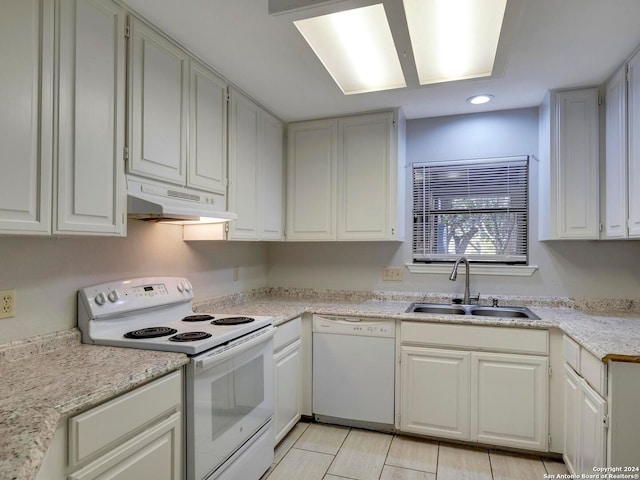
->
[210,355,264,441]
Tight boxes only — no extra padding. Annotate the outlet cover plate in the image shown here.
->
[0,289,16,319]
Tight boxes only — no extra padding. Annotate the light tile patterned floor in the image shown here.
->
[264,422,569,480]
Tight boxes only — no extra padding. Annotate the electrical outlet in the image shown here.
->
[0,290,16,319]
[382,267,403,281]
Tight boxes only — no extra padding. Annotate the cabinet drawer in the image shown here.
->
[69,370,182,467]
[401,322,548,355]
[274,316,301,352]
[563,335,580,371]
[580,348,607,396]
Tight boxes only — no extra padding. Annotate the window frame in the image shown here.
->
[411,155,530,265]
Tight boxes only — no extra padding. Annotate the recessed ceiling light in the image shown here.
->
[467,94,494,105]
[293,4,406,95]
[403,0,507,85]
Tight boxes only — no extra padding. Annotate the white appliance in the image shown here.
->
[312,315,395,431]
[78,277,274,480]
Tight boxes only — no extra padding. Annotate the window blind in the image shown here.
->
[412,156,529,263]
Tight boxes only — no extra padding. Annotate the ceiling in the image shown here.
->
[122,0,640,122]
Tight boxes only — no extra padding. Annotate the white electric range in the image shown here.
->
[78,277,274,480]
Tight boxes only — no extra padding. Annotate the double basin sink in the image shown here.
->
[406,302,540,320]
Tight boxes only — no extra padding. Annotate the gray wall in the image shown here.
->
[267,108,640,299]
[0,220,268,342]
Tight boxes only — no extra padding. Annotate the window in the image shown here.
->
[412,156,528,264]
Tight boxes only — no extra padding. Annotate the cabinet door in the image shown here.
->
[228,88,259,240]
[578,381,607,475]
[0,0,53,234]
[604,67,628,238]
[555,89,600,239]
[400,347,470,441]
[337,112,394,240]
[56,0,126,236]
[260,110,285,240]
[471,353,548,451]
[188,59,227,194]
[563,365,580,475]
[69,412,182,480]
[628,50,640,237]
[274,339,302,444]
[129,17,188,185]
[286,119,337,240]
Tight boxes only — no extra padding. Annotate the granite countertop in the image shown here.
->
[3,291,639,480]
[0,329,188,480]
[195,293,640,363]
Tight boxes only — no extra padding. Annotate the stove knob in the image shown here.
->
[95,292,106,306]
[177,282,185,292]
[107,290,120,303]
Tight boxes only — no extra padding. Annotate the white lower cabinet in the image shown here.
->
[471,353,548,450]
[400,323,549,452]
[273,317,302,444]
[400,347,470,441]
[564,364,607,475]
[37,370,183,480]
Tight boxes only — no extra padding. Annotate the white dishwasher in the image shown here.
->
[312,315,395,431]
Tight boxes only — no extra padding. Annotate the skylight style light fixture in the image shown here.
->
[403,0,507,85]
[293,4,406,95]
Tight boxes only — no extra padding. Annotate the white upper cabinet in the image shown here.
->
[337,112,403,240]
[287,110,405,241]
[539,88,600,240]
[188,60,228,195]
[55,0,126,236]
[228,88,284,241]
[604,67,628,238]
[603,48,640,239]
[0,0,125,237]
[628,50,640,237]
[286,119,338,241]
[259,110,285,240]
[128,17,188,186]
[0,0,54,234]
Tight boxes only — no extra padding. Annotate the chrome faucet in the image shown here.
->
[449,257,471,305]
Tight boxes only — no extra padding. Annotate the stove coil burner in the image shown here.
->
[169,331,212,342]
[182,314,214,322]
[212,316,255,326]
[124,327,178,339]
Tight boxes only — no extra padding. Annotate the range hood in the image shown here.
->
[127,176,237,224]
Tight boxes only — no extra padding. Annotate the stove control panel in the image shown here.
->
[79,277,193,317]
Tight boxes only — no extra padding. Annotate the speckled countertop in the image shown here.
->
[0,329,188,480]
[195,289,640,363]
[3,289,640,480]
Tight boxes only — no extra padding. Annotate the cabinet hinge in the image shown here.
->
[548,366,552,377]
[124,24,130,38]
[123,146,129,161]
[603,415,609,428]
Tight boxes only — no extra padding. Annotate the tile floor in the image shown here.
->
[263,422,569,480]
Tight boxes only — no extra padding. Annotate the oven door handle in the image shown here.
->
[195,326,274,371]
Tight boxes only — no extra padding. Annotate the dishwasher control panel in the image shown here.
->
[312,315,395,338]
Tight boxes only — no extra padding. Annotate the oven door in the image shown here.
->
[186,327,274,480]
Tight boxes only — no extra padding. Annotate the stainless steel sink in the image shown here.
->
[406,302,540,320]
[410,305,466,315]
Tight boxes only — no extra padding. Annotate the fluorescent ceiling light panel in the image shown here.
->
[294,4,406,95]
[403,0,507,85]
